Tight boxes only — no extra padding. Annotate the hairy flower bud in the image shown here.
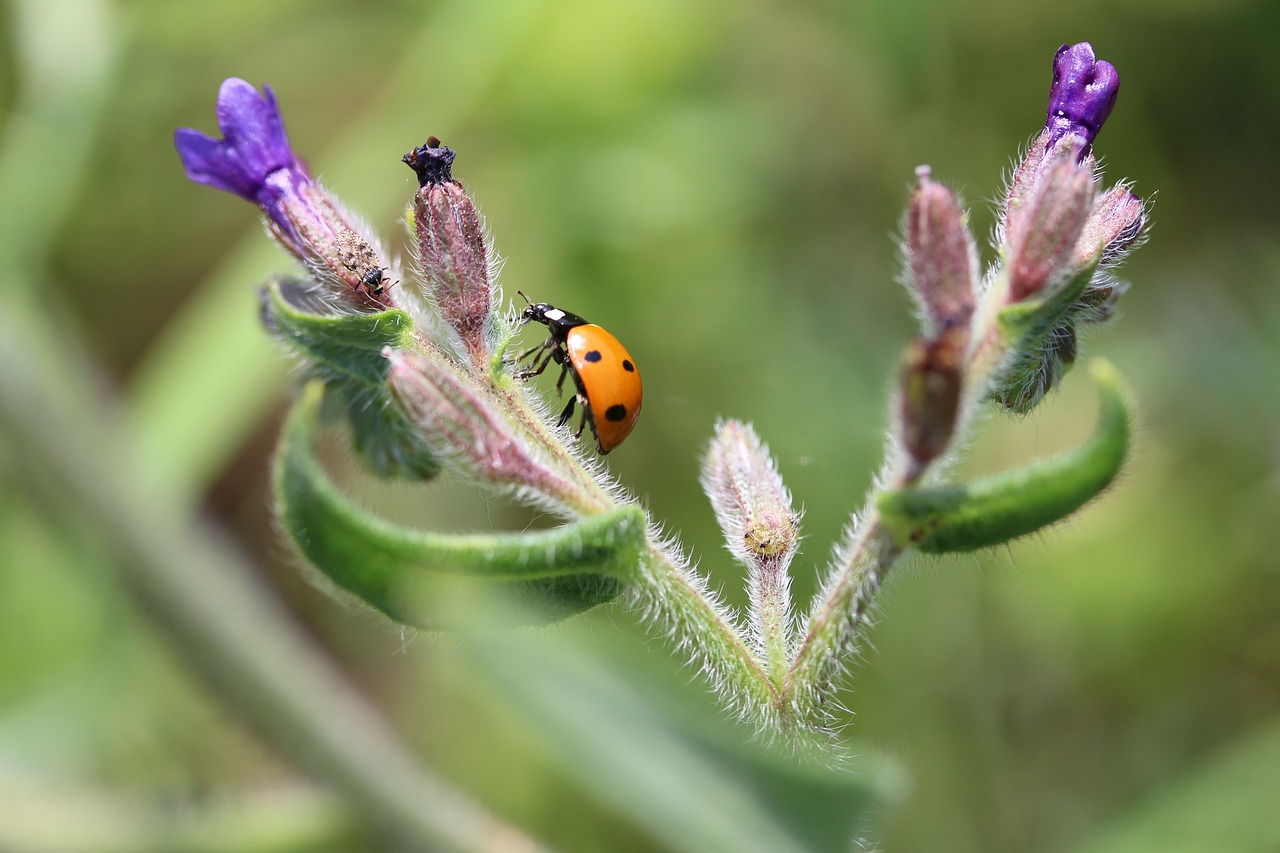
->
[176,78,393,308]
[386,349,585,513]
[898,326,965,476]
[403,138,496,370]
[905,167,977,338]
[702,421,799,676]
[1000,43,1120,249]
[1005,137,1097,302]
[1073,184,1147,269]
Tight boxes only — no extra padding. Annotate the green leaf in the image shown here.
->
[263,279,441,481]
[879,359,1131,553]
[274,382,645,628]
[261,279,415,387]
[992,261,1096,413]
[327,381,442,482]
[461,631,892,853]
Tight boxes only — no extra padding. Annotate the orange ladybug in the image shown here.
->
[515,299,642,454]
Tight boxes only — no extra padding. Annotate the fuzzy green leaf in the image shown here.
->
[261,279,414,387]
[879,359,1131,553]
[275,382,644,627]
[262,278,441,480]
[992,261,1097,413]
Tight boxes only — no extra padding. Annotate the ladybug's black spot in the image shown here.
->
[622,359,635,372]
[604,404,628,422]
[584,350,603,363]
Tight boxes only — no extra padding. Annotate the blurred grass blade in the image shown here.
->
[1072,720,1280,853]
[879,359,1131,553]
[0,0,119,277]
[0,784,364,853]
[464,633,887,853]
[0,314,547,853]
[275,382,645,627]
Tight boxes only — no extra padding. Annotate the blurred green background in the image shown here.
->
[2,0,1279,850]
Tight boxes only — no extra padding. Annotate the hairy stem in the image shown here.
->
[637,539,784,727]
[783,271,1026,727]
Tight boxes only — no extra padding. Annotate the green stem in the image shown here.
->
[0,310,548,853]
[637,540,784,730]
[756,573,793,694]
[782,267,1049,726]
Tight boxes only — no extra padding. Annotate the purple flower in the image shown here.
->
[174,78,312,242]
[1045,42,1119,151]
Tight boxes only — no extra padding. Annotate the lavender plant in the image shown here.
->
[175,42,1148,751]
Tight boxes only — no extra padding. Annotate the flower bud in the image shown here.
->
[385,349,585,513]
[905,167,977,337]
[176,78,394,309]
[701,421,799,673]
[403,138,496,370]
[898,325,965,476]
[1005,137,1097,302]
[703,421,801,576]
[1073,184,1147,269]
[1046,43,1120,153]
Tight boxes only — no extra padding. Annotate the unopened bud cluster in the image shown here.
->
[176,80,612,512]
[888,41,1148,474]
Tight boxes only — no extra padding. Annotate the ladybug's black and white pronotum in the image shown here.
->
[515,299,642,454]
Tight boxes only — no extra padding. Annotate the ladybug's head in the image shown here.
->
[520,302,555,325]
[519,300,587,332]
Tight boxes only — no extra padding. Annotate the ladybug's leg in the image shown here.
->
[514,342,556,379]
[574,396,589,439]
[556,395,576,427]
[515,340,546,366]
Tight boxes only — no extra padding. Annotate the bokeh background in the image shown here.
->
[2,0,1278,850]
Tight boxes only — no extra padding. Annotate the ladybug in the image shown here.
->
[515,296,642,454]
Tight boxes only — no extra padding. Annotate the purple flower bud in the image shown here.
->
[1045,43,1119,152]
[175,79,311,241]
[905,167,977,338]
[176,79,395,307]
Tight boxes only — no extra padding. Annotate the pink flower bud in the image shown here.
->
[386,349,587,514]
[1005,136,1097,302]
[906,167,977,337]
[1073,184,1147,269]
[701,421,800,672]
[403,138,496,370]
[702,421,801,577]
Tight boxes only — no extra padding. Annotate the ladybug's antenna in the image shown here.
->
[516,290,532,307]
